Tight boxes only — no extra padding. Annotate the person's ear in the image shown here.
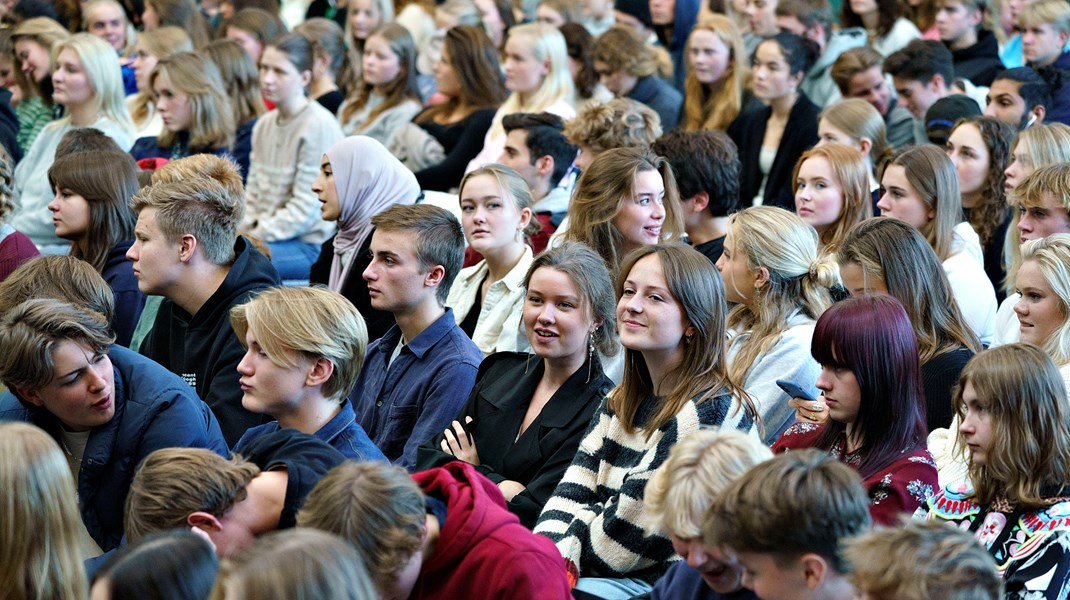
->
[14,386,44,407]
[299,68,313,89]
[929,73,947,93]
[800,553,830,589]
[754,265,770,289]
[178,234,198,263]
[535,155,555,178]
[305,356,334,387]
[425,264,446,289]
[1060,29,1070,48]
[689,191,710,213]
[1032,104,1047,126]
[517,207,533,232]
[857,136,873,157]
[187,511,224,532]
[807,23,825,47]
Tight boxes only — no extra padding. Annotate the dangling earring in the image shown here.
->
[585,330,596,384]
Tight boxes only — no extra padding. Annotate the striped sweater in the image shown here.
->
[534,390,758,584]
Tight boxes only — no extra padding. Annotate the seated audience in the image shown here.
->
[0,299,227,552]
[141,0,212,49]
[82,0,138,95]
[497,112,577,253]
[591,25,682,130]
[556,23,612,109]
[293,19,347,115]
[838,218,982,431]
[682,16,751,132]
[127,27,192,138]
[47,149,145,346]
[231,286,386,462]
[350,204,482,469]
[775,0,867,107]
[878,144,997,344]
[984,66,1051,129]
[90,530,218,600]
[394,25,505,193]
[704,450,871,600]
[937,0,1004,86]
[200,38,265,179]
[211,529,376,599]
[924,93,981,146]
[718,206,837,442]
[244,32,344,280]
[884,40,955,143]
[308,136,420,343]
[643,429,772,599]
[916,344,1070,598]
[338,24,423,144]
[817,98,888,196]
[447,165,537,354]
[842,0,922,56]
[729,32,820,210]
[124,429,346,556]
[830,46,916,148]
[10,17,70,156]
[564,97,662,172]
[773,294,939,524]
[792,143,873,253]
[0,423,86,599]
[218,7,284,66]
[129,156,280,446]
[416,242,616,527]
[300,460,571,599]
[652,129,741,263]
[0,146,38,282]
[535,244,760,597]
[845,520,1003,600]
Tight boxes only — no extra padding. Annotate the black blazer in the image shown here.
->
[415,352,611,528]
[728,93,820,211]
[309,231,395,343]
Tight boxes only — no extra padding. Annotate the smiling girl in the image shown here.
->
[917,343,1070,598]
[792,143,872,253]
[11,18,70,154]
[535,244,759,595]
[447,165,539,355]
[82,0,137,95]
[244,32,344,280]
[773,294,938,525]
[338,24,422,145]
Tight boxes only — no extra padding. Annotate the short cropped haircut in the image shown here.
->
[230,287,368,402]
[644,429,772,538]
[1020,0,1070,35]
[652,129,741,216]
[151,153,245,206]
[1009,163,1070,210]
[831,46,884,96]
[297,462,425,594]
[775,0,834,41]
[502,112,578,188]
[884,40,954,85]
[131,177,242,266]
[124,448,260,542]
[0,255,115,321]
[370,204,465,305]
[704,449,871,573]
[845,519,1003,600]
[564,97,662,154]
[0,299,115,394]
[993,67,1052,119]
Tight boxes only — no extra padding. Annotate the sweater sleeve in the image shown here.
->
[866,451,939,526]
[735,323,821,444]
[415,109,496,192]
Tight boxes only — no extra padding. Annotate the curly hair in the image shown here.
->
[949,117,1014,247]
[564,97,662,154]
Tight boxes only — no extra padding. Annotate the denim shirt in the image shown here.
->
[350,308,483,469]
[233,400,387,462]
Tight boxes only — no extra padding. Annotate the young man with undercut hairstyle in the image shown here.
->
[128,155,280,446]
[651,129,741,264]
[884,40,960,143]
[830,47,916,148]
[985,67,1051,128]
[936,0,1005,86]
[498,112,578,253]
[350,204,482,470]
[775,0,866,107]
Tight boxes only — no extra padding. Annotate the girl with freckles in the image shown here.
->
[416,241,616,528]
[535,244,759,597]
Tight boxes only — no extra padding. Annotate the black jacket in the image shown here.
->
[949,30,1005,87]
[415,352,611,528]
[728,93,820,211]
[140,236,279,445]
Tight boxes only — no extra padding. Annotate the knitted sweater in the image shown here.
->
[339,95,423,145]
[244,101,343,246]
[534,390,758,584]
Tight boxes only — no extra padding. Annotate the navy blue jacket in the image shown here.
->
[0,345,228,551]
[645,561,759,600]
[654,0,699,92]
[234,400,386,462]
[629,75,683,130]
[103,240,145,348]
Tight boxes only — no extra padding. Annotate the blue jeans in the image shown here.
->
[266,239,320,282]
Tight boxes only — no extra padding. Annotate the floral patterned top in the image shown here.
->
[916,482,1070,599]
[773,422,938,525]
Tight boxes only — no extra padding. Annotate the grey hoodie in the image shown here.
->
[801,27,868,107]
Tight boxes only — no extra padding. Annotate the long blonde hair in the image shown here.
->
[683,16,747,132]
[0,423,87,600]
[725,206,838,386]
[128,26,192,128]
[487,22,575,141]
[52,33,134,133]
[882,145,960,262]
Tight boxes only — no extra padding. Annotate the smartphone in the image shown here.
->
[776,379,816,402]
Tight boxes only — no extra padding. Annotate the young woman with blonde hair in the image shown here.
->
[562,147,684,278]
[817,98,888,193]
[337,0,393,95]
[792,143,873,253]
[10,33,134,251]
[682,16,749,132]
[1013,235,1070,388]
[0,422,87,600]
[466,22,576,172]
[338,24,423,145]
[877,144,997,344]
[591,25,681,129]
[127,26,192,137]
[447,164,539,355]
[918,344,1070,597]
[716,206,839,443]
[130,52,235,161]
[535,244,760,596]
[200,38,265,179]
